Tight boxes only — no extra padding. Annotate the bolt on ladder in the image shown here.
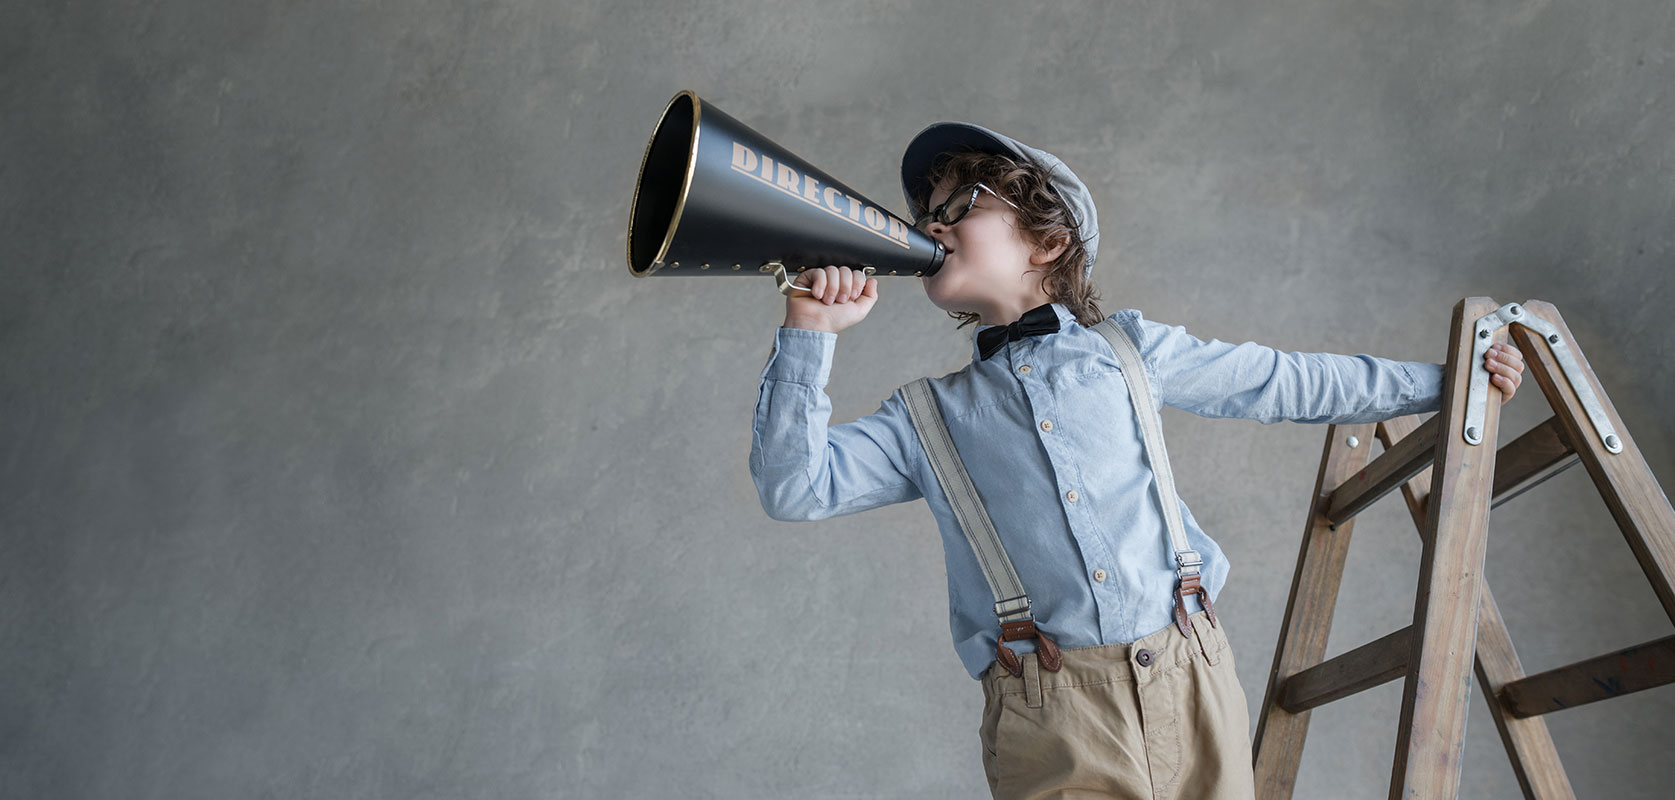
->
[1251,297,1675,799]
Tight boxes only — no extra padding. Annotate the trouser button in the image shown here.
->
[1135,648,1154,667]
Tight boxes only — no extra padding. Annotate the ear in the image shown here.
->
[1028,232,1070,266]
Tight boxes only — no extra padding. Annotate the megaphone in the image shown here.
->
[626,91,944,295]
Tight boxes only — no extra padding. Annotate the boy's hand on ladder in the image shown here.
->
[1484,343,1525,402]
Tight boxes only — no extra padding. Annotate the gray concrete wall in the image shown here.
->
[3,1,1672,798]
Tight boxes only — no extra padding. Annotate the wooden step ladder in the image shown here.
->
[1251,297,1675,799]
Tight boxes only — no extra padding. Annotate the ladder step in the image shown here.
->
[1279,626,1412,713]
[1500,633,1675,718]
[1490,416,1579,510]
[1326,415,1579,527]
[1326,417,1440,526]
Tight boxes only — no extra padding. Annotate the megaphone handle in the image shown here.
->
[770,262,877,298]
[770,262,814,297]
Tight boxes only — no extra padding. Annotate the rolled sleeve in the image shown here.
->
[761,327,837,385]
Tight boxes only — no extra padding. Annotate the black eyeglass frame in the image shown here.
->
[912,182,1024,233]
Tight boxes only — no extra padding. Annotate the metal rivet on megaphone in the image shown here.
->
[627,91,945,297]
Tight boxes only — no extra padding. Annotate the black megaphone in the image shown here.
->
[626,91,944,295]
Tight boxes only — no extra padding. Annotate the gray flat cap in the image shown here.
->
[900,122,1099,278]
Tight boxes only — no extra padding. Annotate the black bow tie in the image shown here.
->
[977,304,1060,361]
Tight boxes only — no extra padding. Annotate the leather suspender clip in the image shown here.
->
[1174,571,1218,637]
[997,618,1063,677]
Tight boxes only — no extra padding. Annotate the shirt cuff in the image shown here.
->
[762,327,838,385]
[1401,361,1447,414]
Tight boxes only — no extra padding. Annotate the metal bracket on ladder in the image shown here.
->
[1464,300,1622,453]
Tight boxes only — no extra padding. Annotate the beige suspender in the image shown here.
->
[902,377,1062,676]
[898,317,1214,679]
[901,378,1032,623]
[1092,318,1217,637]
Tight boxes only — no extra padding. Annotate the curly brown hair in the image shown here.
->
[913,151,1104,329]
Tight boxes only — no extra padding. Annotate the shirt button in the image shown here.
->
[1066,490,1079,502]
[1135,648,1154,667]
[1092,569,1107,582]
[1040,419,1053,432]
[1018,364,1031,374]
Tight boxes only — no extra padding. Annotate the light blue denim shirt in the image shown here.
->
[750,304,1443,679]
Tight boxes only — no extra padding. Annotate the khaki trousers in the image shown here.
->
[978,611,1256,800]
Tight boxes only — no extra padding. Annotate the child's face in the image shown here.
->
[919,180,1051,325]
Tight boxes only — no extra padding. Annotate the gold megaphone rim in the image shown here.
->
[626,90,702,277]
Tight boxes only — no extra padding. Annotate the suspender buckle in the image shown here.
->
[1174,571,1218,637]
[993,595,1031,619]
[996,618,1063,677]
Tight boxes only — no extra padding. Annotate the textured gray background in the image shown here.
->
[3,1,1673,798]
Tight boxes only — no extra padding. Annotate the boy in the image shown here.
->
[749,122,1525,799]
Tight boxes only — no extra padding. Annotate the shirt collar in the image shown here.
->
[970,303,1076,361]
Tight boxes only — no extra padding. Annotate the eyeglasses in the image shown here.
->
[912,182,1023,232]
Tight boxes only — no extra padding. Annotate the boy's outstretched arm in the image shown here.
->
[751,267,922,521]
[1116,312,1525,424]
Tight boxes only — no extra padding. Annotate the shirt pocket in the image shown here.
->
[1051,368,1148,453]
